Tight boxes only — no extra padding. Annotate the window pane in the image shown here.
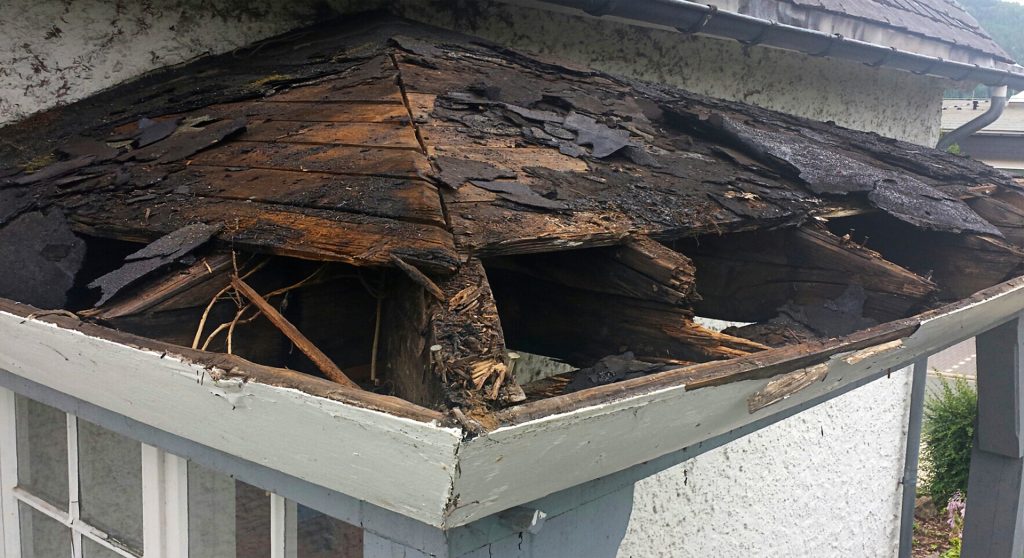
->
[18,501,72,558]
[83,537,132,558]
[188,462,271,558]
[15,395,69,508]
[296,505,363,558]
[78,419,143,552]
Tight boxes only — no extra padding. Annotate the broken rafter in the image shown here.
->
[390,254,446,302]
[431,259,520,404]
[487,236,698,306]
[85,253,235,320]
[230,276,360,389]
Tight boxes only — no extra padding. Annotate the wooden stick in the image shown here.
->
[390,255,446,302]
[231,276,360,389]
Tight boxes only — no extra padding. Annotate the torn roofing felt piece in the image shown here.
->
[0,210,85,309]
[708,114,1002,236]
[88,223,222,306]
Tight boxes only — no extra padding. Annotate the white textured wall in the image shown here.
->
[395,0,945,146]
[0,0,344,126]
[618,368,913,558]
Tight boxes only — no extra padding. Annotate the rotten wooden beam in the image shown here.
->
[231,275,360,389]
[488,266,766,367]
[486,236,697,306]
[431,259,518,403]
[85,253,235,320]
[678,225,938,323]
[391,254,446,302]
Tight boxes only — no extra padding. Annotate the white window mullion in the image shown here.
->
[162,453,187,558]
[0,388,21,558]
[141,445,165,558]
[67,414,82,558]
[270,494,297,558]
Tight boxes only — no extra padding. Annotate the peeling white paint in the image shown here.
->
[0,309,462,527]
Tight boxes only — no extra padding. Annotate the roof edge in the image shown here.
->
[528,0,1024,87]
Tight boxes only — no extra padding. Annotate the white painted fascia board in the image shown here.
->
[444,278,1024,526]
[0,309,463,528]
[4,276,1024,530]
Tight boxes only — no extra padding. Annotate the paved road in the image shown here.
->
[925,339,977,398]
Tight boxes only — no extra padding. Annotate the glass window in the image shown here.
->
[18,501,72,558]
[15,395,69,508]
[77,419,144,553]
[296,505,363,558]
[188,462,271,558]
[83,537,129,558]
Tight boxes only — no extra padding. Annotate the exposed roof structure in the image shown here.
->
[4,11,1024,527]
[2,12,1024,414]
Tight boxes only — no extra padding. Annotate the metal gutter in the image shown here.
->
[938,85,1009,150]
[535,0,1024,88]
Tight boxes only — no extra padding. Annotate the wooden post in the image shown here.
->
[962,317,1024,557]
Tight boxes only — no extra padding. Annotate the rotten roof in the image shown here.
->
[2,13,1024,421]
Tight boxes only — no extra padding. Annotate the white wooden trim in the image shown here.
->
[162,453,188,558]
[141,444,164,558]
[0,310,461,527]
[67,414,82,558]
[270,494,286,558]
[6,278,1024,529]
[447,279,1024,525]
[0,388,20,558]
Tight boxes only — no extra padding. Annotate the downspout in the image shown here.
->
[897,358,929,558]
[936,85,1009,151]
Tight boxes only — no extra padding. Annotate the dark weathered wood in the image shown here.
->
[231,276,360,389]
[180,167,446,227]
[680,226,937,323]
[829,213,1024,301]
[189,142,429,178]
[241,121,420,148]
[391,255,446,302]
[486,236,697,306]
[70,197,459,272]
[88,253,234,319]
[379,273,444,408]
[431,259,513,401]
[488,269,766,367]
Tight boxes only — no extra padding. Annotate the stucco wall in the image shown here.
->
[618,367,913,558]
[394,0,945,146]
[0,0,369,126]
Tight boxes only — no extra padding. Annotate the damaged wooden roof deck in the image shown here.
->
[4,12,1024,527]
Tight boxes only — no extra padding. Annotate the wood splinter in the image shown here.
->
[230,276,360,390]
[390,255,446,302]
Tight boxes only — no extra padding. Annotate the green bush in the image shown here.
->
[921,378,977,506]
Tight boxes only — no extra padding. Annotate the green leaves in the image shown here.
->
[921,377,977,507]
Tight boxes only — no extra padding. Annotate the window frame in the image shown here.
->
[0,388,346,558]
[0,391,179,558]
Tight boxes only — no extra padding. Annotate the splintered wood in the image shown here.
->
[4,16,1024,412]
[430,259,520,405]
